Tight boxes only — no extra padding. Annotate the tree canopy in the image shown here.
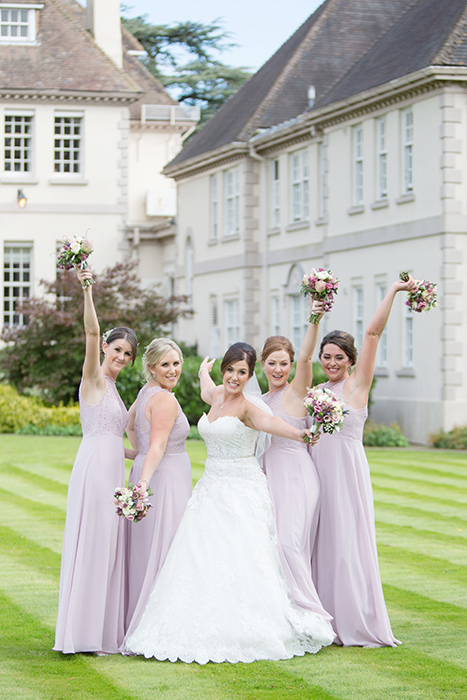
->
[122,16,252,124]
[0,262,192,405]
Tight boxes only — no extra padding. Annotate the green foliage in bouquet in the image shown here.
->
[429,425,467,450]
[363,421,409,447]
[0,261,192,406]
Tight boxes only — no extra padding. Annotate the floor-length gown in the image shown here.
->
[262,387,331,621]
[124,385,192,637]
[54,376,128,654]
[126,414,335,664]
[311,378,400,647]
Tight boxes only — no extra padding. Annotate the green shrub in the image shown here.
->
[0,383,81,434]
[115,356,145,408]
[429,425,467,450]
[363,421,409,447]
[0,384,43,432]
[17,423,82,436]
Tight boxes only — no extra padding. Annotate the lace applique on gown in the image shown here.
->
[126,414,334,664]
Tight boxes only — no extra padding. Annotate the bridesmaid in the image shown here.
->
[261,299,331,620]
[124,338,192,639]
[54,266,138,654]
[311,274,418,646]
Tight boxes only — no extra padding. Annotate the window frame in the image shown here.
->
[271,158,280,228]
[224,298,240,348]
[352,124,364,206]
[0,5,41,45]
[3,243,32,327]
[401,108,414,195]
[53,112,83,176]
[224,167,240,237]
[289,148,309,224]
[210,173,218,241]
[376,117,388,200]
[3,110,34,175]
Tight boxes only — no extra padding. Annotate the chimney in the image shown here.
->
[86,0,123,69]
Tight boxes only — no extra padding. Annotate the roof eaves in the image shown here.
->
[163,141,249,179]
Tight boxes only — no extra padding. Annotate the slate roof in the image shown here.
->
[167,0,467,170]
[0,0,175,114]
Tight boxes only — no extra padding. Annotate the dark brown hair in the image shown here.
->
[319,330,358,366]
[261,335,295,363]
[103,327,138,366]
[221,342,256,377]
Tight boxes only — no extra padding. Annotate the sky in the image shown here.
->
[121,0,324,72]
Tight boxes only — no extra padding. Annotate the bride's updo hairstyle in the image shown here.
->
[142,338,183,382]
[319,330,358,367]
[221,342,256,378]
[102,327,138,366]
[261,336,295,363]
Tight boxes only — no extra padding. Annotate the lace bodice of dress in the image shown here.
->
[198,414,262,478]
[321,378,367,442]
[134,384,189,455]
[79,375,128,437]
[263,386,308,450]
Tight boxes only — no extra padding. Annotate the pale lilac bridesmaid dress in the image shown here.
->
[124,384,192,639]
[262,387,331,621]
[311,377,400,647]
[54,375,128,654]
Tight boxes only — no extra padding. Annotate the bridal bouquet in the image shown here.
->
[114,482,153,523]
[399,271,437,313]
[57,235,94,287]
[300,268,340,323]
[303,386,348,439]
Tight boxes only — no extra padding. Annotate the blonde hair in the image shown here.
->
[142,338,183,382]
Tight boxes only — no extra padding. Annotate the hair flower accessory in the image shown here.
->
[102,328,117,343]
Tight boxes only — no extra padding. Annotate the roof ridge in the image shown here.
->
[432,3,467,64]
[237,0,337,140]
[315,0,421,109]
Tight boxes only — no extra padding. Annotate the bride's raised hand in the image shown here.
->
[198,356,216,378]
[394,273,418,294]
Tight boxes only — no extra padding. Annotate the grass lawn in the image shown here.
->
[0,435,465,700]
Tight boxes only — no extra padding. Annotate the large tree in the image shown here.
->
[123,16,251,124]
[0,262,192,405]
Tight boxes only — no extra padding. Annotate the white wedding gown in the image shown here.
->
[125,414,335,664]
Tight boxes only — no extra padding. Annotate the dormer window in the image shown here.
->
[0,4,42,44]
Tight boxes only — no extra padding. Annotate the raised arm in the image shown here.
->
[138,392,178,493]
[290,299,325,400]
[347,275,418,407]
[198,356,217,405]
[76,267,105,402]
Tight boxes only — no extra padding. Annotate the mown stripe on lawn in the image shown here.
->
[0,525,61,577]
[373,466,467,487]
[375,521,467,565]
[371,475,466,502]
[0,591,137,700]
[374,497,467,529]
[0,463,69,498]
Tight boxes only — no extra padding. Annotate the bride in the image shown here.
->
[125,342,335,664]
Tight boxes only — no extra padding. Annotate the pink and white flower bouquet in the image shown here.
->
[303,386,349,438]
[113,482,153,523]
[399,271,437,313]
[300,268,340,323]
[57,235,94,287]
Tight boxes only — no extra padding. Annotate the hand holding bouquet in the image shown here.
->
[399,271,437,313]
[114,482,153,523]
[58,235,94,287]
[303,386,348,438]
[300,268,340,323]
